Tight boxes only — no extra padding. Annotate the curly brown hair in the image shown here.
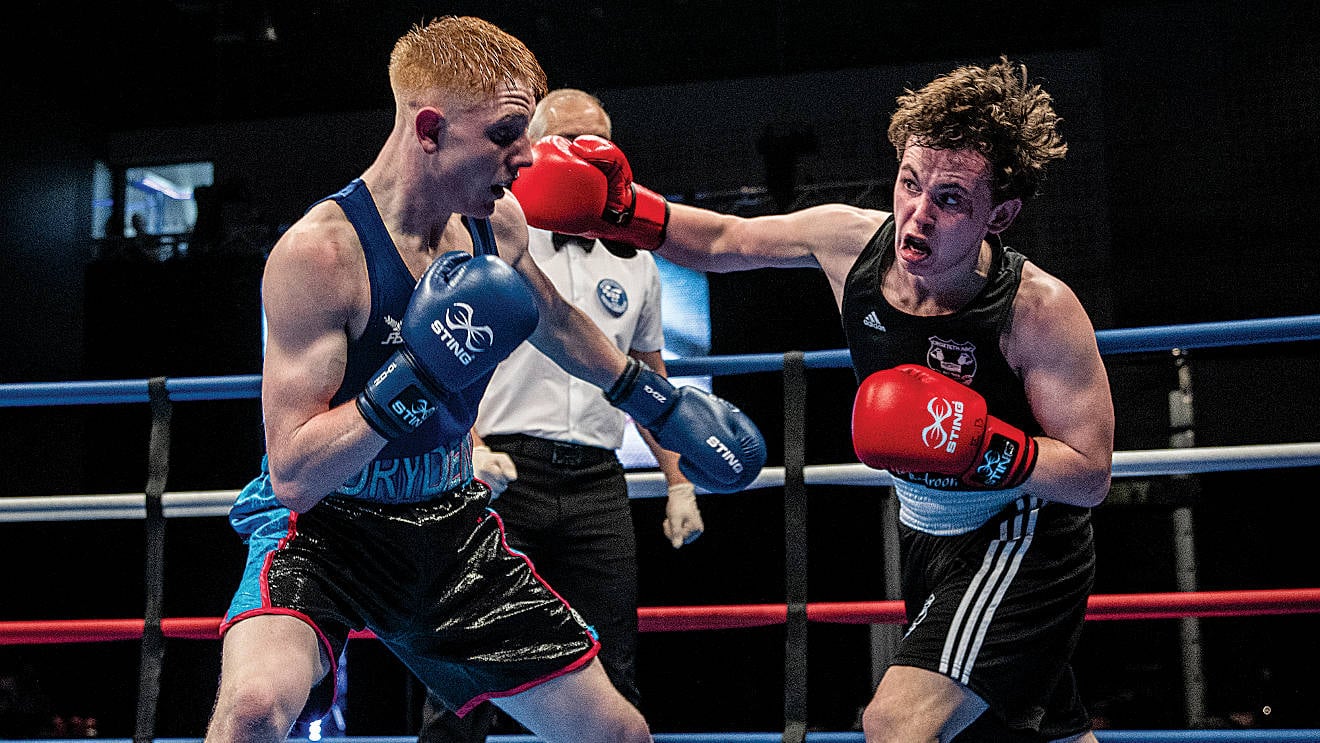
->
[887,56,1067,203]
[389,16,548,109]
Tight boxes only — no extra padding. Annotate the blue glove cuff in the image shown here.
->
[603,356,644,403]
[604,357,677,428]
[357,348,441,440]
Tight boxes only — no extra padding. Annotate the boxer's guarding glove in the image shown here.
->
[852,364,1038,490]
[511,135,669,252]
[357,252,539,440]
[605,357,765,493]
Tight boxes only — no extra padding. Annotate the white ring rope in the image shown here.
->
[3,442,1316,523]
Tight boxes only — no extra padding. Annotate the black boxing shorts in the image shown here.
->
[893,495,1095,741]
[222,476,600,721]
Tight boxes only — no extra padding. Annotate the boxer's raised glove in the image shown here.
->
[852,364,1038,490]
[512,135,668,251]
[357,252,539,441]
[605,358,765,493]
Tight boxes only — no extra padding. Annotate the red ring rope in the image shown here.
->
[4,588,1317,644]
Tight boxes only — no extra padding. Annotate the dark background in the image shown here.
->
[2,0,1319,738]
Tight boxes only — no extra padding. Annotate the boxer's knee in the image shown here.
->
[863,665,985,743]
[577,704,650,743]
[207,672,306,743]
[862,695,913,743]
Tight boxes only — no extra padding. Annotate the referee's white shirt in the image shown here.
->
[474,227,666,450]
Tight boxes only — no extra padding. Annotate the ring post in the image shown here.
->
[1169,350,1208,727]
[134,377,171,743]
[782,351,808,743]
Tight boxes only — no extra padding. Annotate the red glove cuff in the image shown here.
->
[959,417,1038,489]
[621,183,669,250]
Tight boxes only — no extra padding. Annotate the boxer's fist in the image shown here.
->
[566,135,665,230]
[662,482,704,548]
[473,445,518,498]
[512,135,668,251]
[356,252,539,441]
[605,358,765,493]
[852,364,1037,489]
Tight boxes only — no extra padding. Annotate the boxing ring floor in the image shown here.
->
[2,314,1320,741]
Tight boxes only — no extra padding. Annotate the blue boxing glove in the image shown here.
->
[605,357,766,493]
[357,252,539,440]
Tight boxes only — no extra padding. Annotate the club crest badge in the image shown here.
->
[926,337,977,383]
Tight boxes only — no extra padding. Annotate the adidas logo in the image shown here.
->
[863,311,886,332]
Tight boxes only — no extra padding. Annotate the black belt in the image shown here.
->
[482,433,617,468]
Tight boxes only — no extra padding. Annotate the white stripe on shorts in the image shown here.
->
[939,495,1042,683]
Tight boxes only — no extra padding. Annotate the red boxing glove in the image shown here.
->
[512,135,668,251]
[511,135,608,235]
[852,364,1038,490]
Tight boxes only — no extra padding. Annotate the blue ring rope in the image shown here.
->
[2,314,1317,407]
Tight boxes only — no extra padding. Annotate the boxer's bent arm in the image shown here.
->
[491,193,631,389]
[1005,264,1115,508]
[260,225,385,512]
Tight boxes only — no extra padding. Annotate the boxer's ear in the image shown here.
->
[987,197,1021,234]
[416,108,445,152]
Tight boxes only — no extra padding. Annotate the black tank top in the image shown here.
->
[840,215,1040,436]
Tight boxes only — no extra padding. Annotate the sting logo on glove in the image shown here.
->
[974,435,1020,487]
[388,385,436,429]
[429,302,496,365]
[921,397,965,453]
[705,435,745,474]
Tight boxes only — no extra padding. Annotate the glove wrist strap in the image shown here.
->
[605,357,678,428]
[356,392,404,440]
[357,348,442,441]
[604,357,644,404]
[628,185,670,249]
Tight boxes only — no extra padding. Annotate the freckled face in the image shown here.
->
[891,142,1001,276]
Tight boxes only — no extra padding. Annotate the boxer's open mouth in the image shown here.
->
[899,234,930,261]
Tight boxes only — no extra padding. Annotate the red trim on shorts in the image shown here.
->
[454,638,601,717]
[488,508,579,609]
[218,511,344,713]
[452,509,603,717]
[252,509,300,606]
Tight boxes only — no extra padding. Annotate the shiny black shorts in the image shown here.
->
[223,480,599,719]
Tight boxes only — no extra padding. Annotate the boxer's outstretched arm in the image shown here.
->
[510,133,885,290]
[660,202,887,294]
